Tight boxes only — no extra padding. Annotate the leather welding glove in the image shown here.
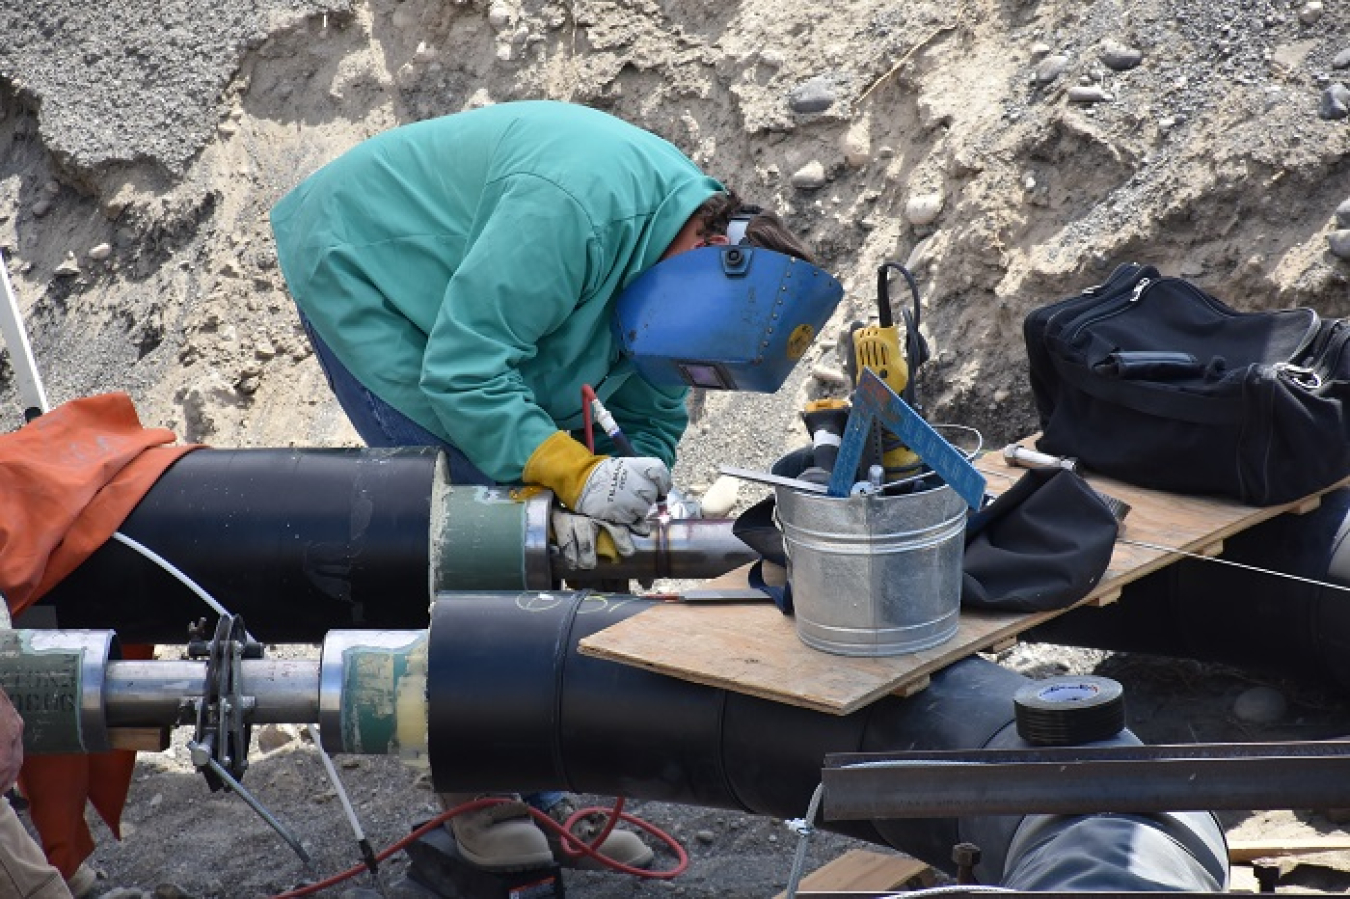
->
[550,509,637,570]
[524,432,671,535]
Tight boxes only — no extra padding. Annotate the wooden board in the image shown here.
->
[1229,838,1350,863]
[578,451,1350,715]
[772,849,932,898]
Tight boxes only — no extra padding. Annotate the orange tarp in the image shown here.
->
[0,393,200,877]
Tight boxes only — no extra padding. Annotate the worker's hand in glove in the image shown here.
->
[571,457,670,534]
[524,432,671,534]
[551,510,638,570]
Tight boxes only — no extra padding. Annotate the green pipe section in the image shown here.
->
[0,630,115,754]
[428,455,552,590]
[319,630,430,769]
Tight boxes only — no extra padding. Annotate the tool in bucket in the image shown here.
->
[827,369,986,508]
[759,371,985,657]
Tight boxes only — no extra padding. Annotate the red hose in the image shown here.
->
[581,384,599,453]
[271,795,688,897]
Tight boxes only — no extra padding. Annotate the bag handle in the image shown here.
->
[1049,354,1244,425]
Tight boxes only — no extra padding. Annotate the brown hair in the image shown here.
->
[691,190,816,264]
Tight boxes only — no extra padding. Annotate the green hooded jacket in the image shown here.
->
[270,101,724,481]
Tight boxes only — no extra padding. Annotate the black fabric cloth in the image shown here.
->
[732,462,1118,615]
[961,468,1119,612]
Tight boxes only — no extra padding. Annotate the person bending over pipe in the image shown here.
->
[269,100,830,874]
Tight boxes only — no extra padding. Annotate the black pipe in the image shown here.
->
[1027,488,1350,690]
[424,592,1226,888]
[37,447,441,643]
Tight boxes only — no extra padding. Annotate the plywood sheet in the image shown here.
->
[772,849,932,898]
[579,451,1349,715]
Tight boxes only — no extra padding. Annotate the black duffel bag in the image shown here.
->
[1024,263,1350,506]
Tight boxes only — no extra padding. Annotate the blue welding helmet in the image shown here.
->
[613,246,844,393]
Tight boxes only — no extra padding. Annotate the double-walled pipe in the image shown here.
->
[1029,487,1350,688]
[10,594,1228,889]
[36,448,756,643]
[422,592,1227,890]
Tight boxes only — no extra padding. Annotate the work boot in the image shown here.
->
[65,862,99,898]
[440,792,553,871]
[545,794,655,870]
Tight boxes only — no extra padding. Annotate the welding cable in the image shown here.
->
[581,384,637,457]
[270,796,689,898]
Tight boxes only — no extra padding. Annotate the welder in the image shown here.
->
[269,100,842,874]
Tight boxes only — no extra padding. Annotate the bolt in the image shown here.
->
[952,841,981,885]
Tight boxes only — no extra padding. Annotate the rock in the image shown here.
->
[256,723,298,753]
[488,2,513,30]
[696,829,715,843]
[1336,197,1350,228]
[89,242,113,261]
[1298,1,1324,24]
[54,252,81,277]
[1034,54,1070,84]
[1335,48,1350,69]
[840,128,870,167]
[153,884,189,899]
[904,192,944,226]
[1321,83,1350,119]
[789,77,836,115]
[789,160,827,190]
[1233,685,1286,724]
[1099,40,1143,70]
[31,198,51,217]
[1067,85,1112,103]
[1029,42,1052,60]
[1328,229,1350,260]
[699,476,740,518]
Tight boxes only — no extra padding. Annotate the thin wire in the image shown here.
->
[1118,536,1350,594]
[305,724,378,885]
[783,782,826,898]
[110,531,235,619]
[982,462,1350,596]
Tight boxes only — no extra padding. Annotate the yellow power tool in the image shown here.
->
[849,263,929,475]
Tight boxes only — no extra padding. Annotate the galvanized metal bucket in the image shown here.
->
[774,484,966,657]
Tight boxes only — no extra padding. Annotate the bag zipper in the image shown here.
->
[1032,263,1149,323]
[1064,278,1155,342]
[1066,277,1322,355]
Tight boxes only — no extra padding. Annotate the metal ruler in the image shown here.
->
[828,369,986,507]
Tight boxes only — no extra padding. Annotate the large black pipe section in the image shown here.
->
[425,592,1226,889]
[1027,488,1350,690]
[35,448,757,643]
[38,448,441,643]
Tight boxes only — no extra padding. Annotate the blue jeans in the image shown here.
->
[298,311,565,812]
[298,312,494,486]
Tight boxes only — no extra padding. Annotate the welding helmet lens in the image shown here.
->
[724,205,764,246]
[613,246,844,393]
